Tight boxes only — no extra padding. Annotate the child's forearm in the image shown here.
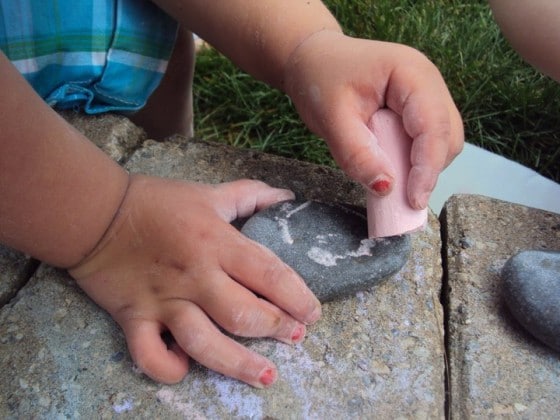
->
[489,0,560,82]
[0,53,129,268]
[152,0,342,89]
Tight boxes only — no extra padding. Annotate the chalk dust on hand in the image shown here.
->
[366,109,427,238]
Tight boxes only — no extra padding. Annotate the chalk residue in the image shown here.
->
[307,247,338,266]
[315,233,338,245]
[284,201,311,218]
[276,218,294,244]
[274,201,312,245]
[208,372,264,418]
[113,399,133,414]
[156,388,207,419]
[307,238,379,266]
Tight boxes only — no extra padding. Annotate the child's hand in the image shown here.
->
[69,175,321,387]
[284,31,464,209]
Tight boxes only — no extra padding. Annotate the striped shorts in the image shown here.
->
[0,0,178,113]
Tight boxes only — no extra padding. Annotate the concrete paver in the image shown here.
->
[442,194,560,418]
[0,118,445,418]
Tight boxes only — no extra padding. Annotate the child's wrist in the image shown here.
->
[281,29,345,96]
[65,170,132,272]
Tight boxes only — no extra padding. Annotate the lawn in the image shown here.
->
[193,0,560,184]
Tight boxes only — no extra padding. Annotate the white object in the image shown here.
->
[430,142,560,215]
[366,109,428,237]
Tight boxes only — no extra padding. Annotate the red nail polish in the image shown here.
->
[291,325,305,342]
[371,179,391,194]
[259,367,276,387]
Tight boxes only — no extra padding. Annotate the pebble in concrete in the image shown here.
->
[0,118,446,418]
[241,199,411,302]
[502,249,560,352]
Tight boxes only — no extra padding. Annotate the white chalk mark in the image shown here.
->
[275,217,294,244]
[285,201,311,218]
[113,399,133,414]
[307,247,339,267]
[307,239,379,267]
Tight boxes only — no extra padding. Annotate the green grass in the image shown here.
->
[193,0,560,183]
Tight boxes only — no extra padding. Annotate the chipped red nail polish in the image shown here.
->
[291,325,305,342]
[371,179,391,194]
[259,367,276,387]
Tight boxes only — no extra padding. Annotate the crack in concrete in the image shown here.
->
[439,208,453,420]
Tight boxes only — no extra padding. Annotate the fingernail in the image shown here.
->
[259,367,277,387]
[306,304,322,324]
[291,324,305,343]
[411,191,430,210]
[369,175,393,196]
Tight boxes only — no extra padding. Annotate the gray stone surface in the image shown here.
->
[503,250,560,353]
[60,111,146,163]
[128,136,366,206]
[442,194,560,418]
[241,199,411,302]
[0,120,445,418]
[0,246,37,307]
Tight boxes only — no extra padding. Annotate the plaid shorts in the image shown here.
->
[0,0,178,113]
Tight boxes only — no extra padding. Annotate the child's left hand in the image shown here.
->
[70,175,321,386]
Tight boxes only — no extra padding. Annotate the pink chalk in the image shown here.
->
[366,109,427,238]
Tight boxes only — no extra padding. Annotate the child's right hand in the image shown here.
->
[283,32,464,210]
[69,175,321,387]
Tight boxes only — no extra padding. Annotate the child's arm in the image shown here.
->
[489,0,560,82]
[0,52,130,267]
[0,51,321,386]
[153,0,464,210]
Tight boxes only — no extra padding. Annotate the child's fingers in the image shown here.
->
[211,179,295,222]
[386,54,464,209]
[193,269,306,344]
[219,232,321,325]
[404,102,463,209]
[122,319,190,384]
[164,300,278,388]
[321,107,397,197]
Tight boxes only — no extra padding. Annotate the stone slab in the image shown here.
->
[60,111,146,163]
[442,194,560,418]
[129,136,366,206]
[0,131,445,418]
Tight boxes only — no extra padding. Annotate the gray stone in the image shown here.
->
[0,123,445,418]
[241,199,411,302]
[502,250,560,352]
[126,136,366,206]
[59,110,146,163]
[442,194,560,418]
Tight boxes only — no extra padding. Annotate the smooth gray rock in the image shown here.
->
[502,249,560,352]
[241,199,411,302]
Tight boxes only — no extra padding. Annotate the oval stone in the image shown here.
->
[240,200,411,302]
[502,249,560,352]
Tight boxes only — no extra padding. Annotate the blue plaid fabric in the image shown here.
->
[0,0,178,113]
